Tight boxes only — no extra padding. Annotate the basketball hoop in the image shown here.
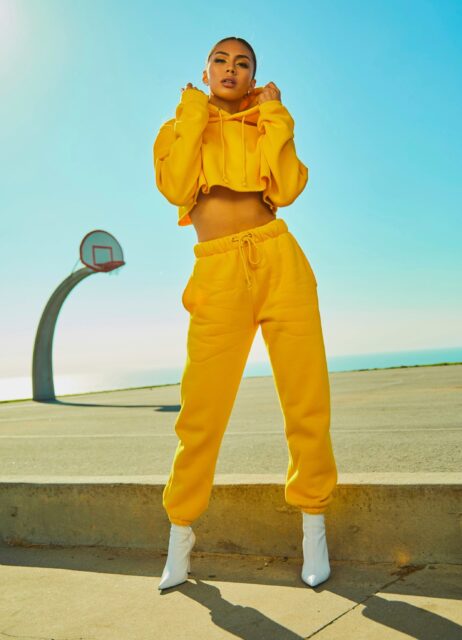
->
[79,230,125,273]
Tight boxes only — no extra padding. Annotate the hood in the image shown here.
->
[205,86,266,187]
[206,86,265,122]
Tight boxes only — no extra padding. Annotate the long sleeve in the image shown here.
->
[153,88,209,205]
[257,99,308,206]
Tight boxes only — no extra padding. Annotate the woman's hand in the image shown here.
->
[181,82,207,97]
[256,82,281,104]
[240,82,281,110]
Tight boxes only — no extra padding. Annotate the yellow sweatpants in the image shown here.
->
[163,217,338,526]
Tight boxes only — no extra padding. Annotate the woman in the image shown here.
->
[153,36,338,591]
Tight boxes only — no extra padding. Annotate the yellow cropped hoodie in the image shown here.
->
[153,86,309,226]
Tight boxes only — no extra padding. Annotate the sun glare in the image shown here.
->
[0,0,21,72]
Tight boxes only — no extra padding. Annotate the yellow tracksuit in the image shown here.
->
[153,86,308,226]
[153,88,338,525]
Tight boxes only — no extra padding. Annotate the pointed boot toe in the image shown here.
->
[158,524,196,590]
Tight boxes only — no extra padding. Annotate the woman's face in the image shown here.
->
[203,40,256,103]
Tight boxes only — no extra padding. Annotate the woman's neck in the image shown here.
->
[207,94,245,115]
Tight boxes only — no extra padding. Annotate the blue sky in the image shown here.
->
[1,0,461,382]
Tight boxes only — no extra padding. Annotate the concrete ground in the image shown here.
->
[0,364,461,638]
[0,545,461,639]
[0,364,461,476]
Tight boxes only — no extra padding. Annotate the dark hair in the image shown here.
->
[206,37,257,80]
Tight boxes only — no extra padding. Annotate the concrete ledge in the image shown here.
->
[0,473,461,564]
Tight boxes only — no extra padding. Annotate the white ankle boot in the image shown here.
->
[158,523,196,590]
[301,512,331,587]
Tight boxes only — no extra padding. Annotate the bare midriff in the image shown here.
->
[189,185,276,242]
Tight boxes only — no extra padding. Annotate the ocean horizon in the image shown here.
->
[1,346,461,403]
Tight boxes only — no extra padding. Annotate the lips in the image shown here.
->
[221,79,236,87]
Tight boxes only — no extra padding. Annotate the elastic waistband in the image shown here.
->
[193,218,288,257]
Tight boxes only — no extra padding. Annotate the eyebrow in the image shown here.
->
[213,51,251,61]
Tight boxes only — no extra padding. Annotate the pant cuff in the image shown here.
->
[169,517,193,526]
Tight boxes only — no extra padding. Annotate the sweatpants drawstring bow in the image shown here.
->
[235,232,261,289]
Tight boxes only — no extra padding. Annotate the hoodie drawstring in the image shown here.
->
[233,232,261,289]
[218,110,228,184]
[241,116,247,186]
[218,109,248,187]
